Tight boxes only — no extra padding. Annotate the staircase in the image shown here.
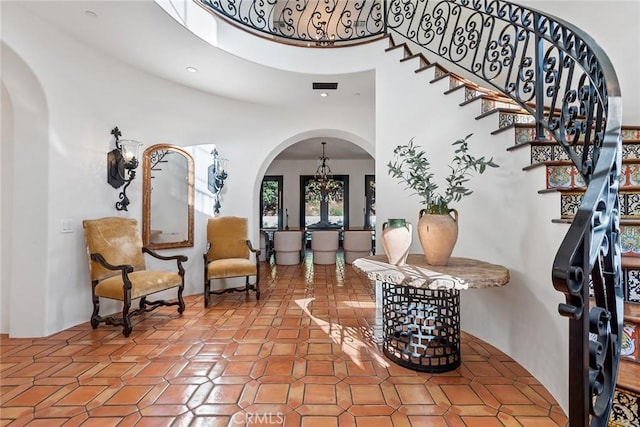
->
[386,36,639,426]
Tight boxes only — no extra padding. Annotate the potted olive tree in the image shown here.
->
[387,134,498,265]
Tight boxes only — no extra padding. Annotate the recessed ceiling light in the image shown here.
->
[320,92,328,97]
[186,67,198,73]
[84,10,97,18]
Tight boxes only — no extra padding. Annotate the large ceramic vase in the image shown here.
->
[381,218,412,265]
[417,207,458,265]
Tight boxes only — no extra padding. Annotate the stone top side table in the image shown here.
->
[352,254,510,291]
[352,254,510,373]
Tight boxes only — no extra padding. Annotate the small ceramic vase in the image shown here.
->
[381,218,412,265]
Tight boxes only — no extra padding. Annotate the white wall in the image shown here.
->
[265,158,375,228]
[0,82,12,331]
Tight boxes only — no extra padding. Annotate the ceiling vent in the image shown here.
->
[313,82,338,90]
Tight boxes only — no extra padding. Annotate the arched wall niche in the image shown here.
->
[1,42,50,337]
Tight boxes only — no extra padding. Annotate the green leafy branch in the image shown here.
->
[387,134,499,210]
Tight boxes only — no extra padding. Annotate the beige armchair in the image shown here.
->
[343,230,373,264]
[203,217,260,307]
[311,230,340,265]
[82,217,187,337]
[273,230,305,265]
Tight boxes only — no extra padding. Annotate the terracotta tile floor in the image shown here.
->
[1,255,568,426]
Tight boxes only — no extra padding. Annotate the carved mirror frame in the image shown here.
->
[142,144,194,249]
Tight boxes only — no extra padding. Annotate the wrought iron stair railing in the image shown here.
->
[196,1,623,425]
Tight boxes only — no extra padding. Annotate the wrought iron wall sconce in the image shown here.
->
[107,126,142,211]
[207,147,228,216]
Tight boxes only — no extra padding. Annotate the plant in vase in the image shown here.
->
[387,134,498,265]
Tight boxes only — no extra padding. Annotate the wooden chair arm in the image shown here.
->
[142,247,187,277]
[90,253,134,274]
[142,247,188,262]
[246,240,261,257]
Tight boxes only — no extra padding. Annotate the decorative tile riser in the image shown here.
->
[481,98,521,114]
[547,164,640,189]
[517,126,640,145]
[621,321,638,361]
[532,143,640,165]
[499,111,535,128]
[516,127,555,144]
[450,77,465,91]
[622,128,640,140]
[589,268,639,306]
[560,192,640,219]
[624,269,640,303]
[621,225,640,258]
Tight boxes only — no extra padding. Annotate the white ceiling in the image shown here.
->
[13,0,374,160]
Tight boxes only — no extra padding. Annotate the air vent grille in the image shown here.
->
[313,82,338,90]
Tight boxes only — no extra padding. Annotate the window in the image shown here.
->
[365,175,375,228]
[260,176,283,228]
[300,175,349,229]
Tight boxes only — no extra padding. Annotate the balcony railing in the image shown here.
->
[197,0,387,46]
[197,1,623,425]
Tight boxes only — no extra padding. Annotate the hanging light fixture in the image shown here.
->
[314,142,333,200]
[315,21,335,47]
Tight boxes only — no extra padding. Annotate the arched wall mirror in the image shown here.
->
[142,144,194,249]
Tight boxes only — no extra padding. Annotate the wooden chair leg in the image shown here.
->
[91,294,100,329]
[122,298,133,337]
[178,285,185,313]
[204,279,210,308]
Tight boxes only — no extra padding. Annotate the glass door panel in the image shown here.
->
[300,175,349,229]
[260,176,283,228]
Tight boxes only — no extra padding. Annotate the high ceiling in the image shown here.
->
[13,0,374,160]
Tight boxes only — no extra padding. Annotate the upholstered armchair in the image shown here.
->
[310,230,340,265]
[203,216,260,307]
[343,230,373,264]
[273,230,305,265]
[82,217,187,337]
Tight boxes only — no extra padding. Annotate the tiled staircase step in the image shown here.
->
[510,123,640,145]
[400,52,430,68]
[525,141,640,165]
[621,226,640,262]
[556,189,640,219]
[476,108,536,129]
[538,161,640,190]
[461,94,523,115]
[620,304,640,392]
[415,63,448,80]
[622,126,640,140]
[546,225,640,261]
[385,41,412,57]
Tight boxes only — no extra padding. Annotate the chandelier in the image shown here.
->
[315,141,332,183]
[315,21,335,47]
[314,142,338,201]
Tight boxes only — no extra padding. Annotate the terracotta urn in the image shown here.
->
[417,207,458,265]
[381,218,412,265]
